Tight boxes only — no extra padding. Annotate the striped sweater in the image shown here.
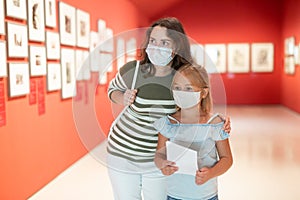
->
[107,60,176,162]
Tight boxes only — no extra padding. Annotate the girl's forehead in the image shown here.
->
[173,72,191,83]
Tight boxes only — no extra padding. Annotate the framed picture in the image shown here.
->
[6,22,28,58]
[284,56,295,75]
[29,46,46,76]
[126,37,136,57]
[284,36,295,56]
[27,0,45,42]
[61,48,76,99]
[75,50,90,81]
[59,2,76,46]
[190,43,204,66]
[0,41,7,77]
[76,9,90,48]
[46,31,60,60]
[102,27,114,52]
[228,43,250,73]
[117,38,125,70]
[294,44,300,65]
[45,0,56,28]
[89,31,100,72]
[0,0,5,35]
[5,0,27,20]
[251,43,274,72]
[98,19,106,49]
[100,53,113,73]
[8,63,30,97]
[204,44,226,73]
[47,63,61,91]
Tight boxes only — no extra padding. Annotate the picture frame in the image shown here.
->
[294,44,300,65]
[6,22,28,58]
[8,63,30,97]
[0,0,5,35]
[284,36,295,56]
[284,56,295,75]
[47,63,61,91]
[27,0,45,42]
[117,38,125,70]
[102,27,114,53]
[46,31,60,60]
[98,19,106,51]
[126,37,136,57]
[76,9,90,48]
[0,41,7,77]
[29,45,46,76]
[190,43,204,66]
[45,0,56,28]
[89,31,100,72]
[100,53,113,73]
[59,2,76,46]
[75,50,90,81]
[5,0,27,20]
[61,48,76,99]
[204,44,226,73]
[228,43,250,73]
[251,43,274,72]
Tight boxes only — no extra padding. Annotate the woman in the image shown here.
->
[106,17,230,200]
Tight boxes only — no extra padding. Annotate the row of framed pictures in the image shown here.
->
[284,36,300,75]
[0,0,95,49]
[190,43,274,74]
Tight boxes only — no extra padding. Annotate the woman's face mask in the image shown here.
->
[146,44,173,66]
[172,90,201,109]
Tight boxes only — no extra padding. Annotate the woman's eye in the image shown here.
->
[149,39,156,45]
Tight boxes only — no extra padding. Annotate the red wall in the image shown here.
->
[282,0,300,113]
[155,0,283,105]
[0,0,149,199]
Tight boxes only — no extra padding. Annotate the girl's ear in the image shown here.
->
[201,88,209,98]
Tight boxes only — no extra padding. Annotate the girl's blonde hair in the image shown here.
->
[175,63,212,114]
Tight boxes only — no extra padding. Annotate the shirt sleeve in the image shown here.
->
[211,123,230,141]
[153,117,173,138]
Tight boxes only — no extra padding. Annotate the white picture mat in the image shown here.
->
[76,9,90,48]
[190,44,204,66]
[117,38,125,70]
[61,48,76,99]
[228,43,250,73]
[8,63,30,97]
[284,56,295,75]
[251,43,274,72]
[59,2,76,46]
[75,50,90,81]
[284,36,295,56]
[47,63,61,91]
[7,22,28,58]
[5,0,27,20]
[46,31,60,59]
[89,31,100,72]
[45,0,56,27]
[27,0,45,42]
[126,37,136,56]
[166,141,198,176]
[204,44,226,73]
[0,42,7,77]
[29,46,47,76]
[0,0,5,35]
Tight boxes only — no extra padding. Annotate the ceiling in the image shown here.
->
[128,0,183,18]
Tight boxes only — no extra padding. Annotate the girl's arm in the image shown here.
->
[154,134,178,176]
[195,139,233,185]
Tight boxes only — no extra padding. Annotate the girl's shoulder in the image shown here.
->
[207,113,225,124]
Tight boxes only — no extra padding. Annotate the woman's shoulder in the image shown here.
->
[119,60,138,75]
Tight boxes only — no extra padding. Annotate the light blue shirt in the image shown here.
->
[153,114,229,200]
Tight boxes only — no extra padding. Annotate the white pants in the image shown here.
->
[107,154,167,200]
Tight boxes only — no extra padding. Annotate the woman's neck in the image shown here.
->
[154,65,172,77]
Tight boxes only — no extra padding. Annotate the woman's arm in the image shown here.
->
[110,89,137,105]
[195,139,233,185]
[154,134,178,175]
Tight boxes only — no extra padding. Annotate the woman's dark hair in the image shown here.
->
[139,17,193,77]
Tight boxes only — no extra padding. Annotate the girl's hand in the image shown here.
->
[195,167,211,185]
[123,89,137,105]
[160,160,178,176]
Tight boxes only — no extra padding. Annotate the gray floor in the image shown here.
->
[29,105,300,199]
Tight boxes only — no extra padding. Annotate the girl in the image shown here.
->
[154,64,233,200]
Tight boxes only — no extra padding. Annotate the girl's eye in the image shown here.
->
[185,87,194,91]
[173,86,181,91]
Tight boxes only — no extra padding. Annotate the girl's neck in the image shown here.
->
[177,108,209,124]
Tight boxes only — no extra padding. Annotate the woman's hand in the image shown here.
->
[223,116,231,134]
[123,89,137,105]
[160,160,178,176]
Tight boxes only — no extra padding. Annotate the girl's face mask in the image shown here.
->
[146,44,173,66]
[172,90,201,109]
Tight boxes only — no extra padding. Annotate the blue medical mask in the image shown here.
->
[146,44,173,66]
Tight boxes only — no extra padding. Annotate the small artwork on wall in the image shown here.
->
[284,56,295,75]
[190,43,204,67]
[46,31,60,60]
[27,0,45,42]
[251,43,274,73]
[228,43,250,73]
[204,44,226,74]
[284,36,295,56]
[0,0,5,35]
[0,41,7,77]
[47,63,61,91]
[8,63,30,97]
[45,0,56,28]
[29,45,46,76]
[59,2,76,46]
[6,22,28,58]
[76,9,90,48]
[5,0,27,20]
[61,48,76,99]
